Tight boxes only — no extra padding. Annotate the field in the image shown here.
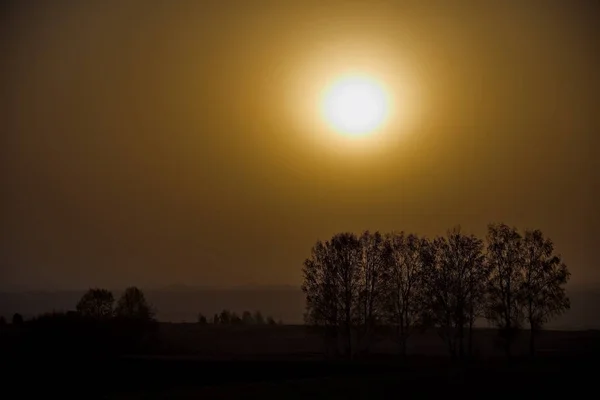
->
[6,324,599,398]
[152,323,599,358]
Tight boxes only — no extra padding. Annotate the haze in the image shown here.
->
[1,0,598,291]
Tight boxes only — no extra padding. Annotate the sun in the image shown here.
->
[321,75,389,136]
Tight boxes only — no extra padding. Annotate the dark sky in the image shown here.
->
[1,1,598,290]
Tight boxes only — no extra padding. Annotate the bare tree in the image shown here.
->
[357,230,390,353]
[429,227,484,358]
[302,233,362,357]
[466,248,490,356]
[385,232,429,356]
[522,229,570,356]
[485,223,524,357]
[302,239,339,334]
[422,228,486,359]
[76,288,114,319]
[115,287,155,320]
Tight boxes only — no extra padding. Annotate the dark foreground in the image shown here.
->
[7,353,596,399]
[4,325,599,398]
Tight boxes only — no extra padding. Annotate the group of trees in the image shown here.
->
[302,223,570,359]
[0,287,158,357]
[198,310,279,325]
[76,286,155,321]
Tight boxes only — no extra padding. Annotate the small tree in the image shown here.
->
[266,316,276,325]
[212,314,220,324]
[242,311,254,325]
[12,313,24,325]
[115,287,154,320]
[219,309,231,325]
[76,288,114,319]
[253,311,265,325]
[198,313,208,325]
[230,312,242,325]
[522,229,570,356]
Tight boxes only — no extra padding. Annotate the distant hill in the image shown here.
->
[0,285,598,329]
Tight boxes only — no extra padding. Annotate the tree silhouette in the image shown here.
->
[212,313,220,324]
[424,228,486,358]
[266,315,276,325]
[115,287,154,320]
[302,238,340,351]
[357,231,390,353]
[197,313,208,325]
[76,288,114,319]
[302,232,362,357]
[485,223,524,357]
[522,229,570,356]
[230,312,242,325]
[219,309,232,324]
[242,310,254,325]
[253,310,265,325]
[301,225,573,360]
[384,231,429,356]
[12,313,23,325]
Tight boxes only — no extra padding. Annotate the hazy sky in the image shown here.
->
[1,1,598,290]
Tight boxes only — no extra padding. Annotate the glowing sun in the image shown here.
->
[321,75,390,136]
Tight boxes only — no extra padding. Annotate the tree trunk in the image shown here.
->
[528,302,535,357]
[504,321,512,359]
[468,318,474,357]
[458,324,464,359]
[529,328,535,357]
[399,324,407,356]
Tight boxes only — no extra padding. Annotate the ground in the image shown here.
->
[5,324,599,398]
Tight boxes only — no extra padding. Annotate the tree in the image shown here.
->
[424,228,486,358]
[230,312,242,325]
[198,313,208,325]
[12,313,24,325]
[212,313,220,324]
[522,229,570,356]
[384,232,429,356]
[76,288,114,319]
[302,232,362,357]
[253,310,265,325]
[302,239,340,343]
[266,316,276,325]
[242,311,254,325]
[466,245,490,356]
[114,287,154,320]
[357,231,390,352]
[219,309,231,325]
[485,223,524,357]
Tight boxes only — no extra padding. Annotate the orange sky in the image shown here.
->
[1,0,598,290]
